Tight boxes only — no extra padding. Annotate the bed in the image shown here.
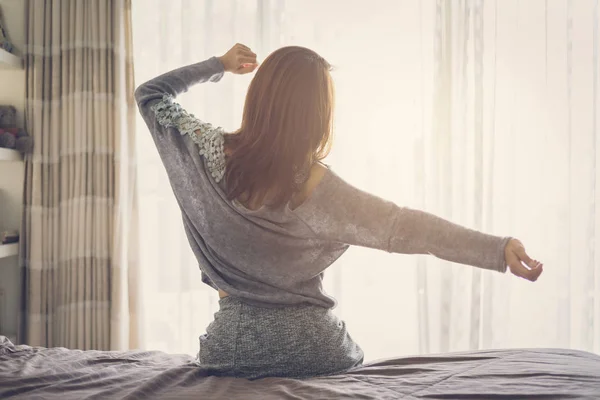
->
[1,336,599,399]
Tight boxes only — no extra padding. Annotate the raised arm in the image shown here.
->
[134,45,258,184]
[134,45,259,292]
[296,169,543,281]
[134,43,257,110]
[134,57,225,110]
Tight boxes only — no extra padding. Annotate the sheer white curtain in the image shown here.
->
[131,0,599,361]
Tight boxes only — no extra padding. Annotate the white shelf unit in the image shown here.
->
[0,243,18,259]
[0,137,23,346]
[0,148,22,161]
[0,0,26,346]
[0,48,23,70]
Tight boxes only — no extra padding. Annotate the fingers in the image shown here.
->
[526,263,543,281]
[221,43,258,72]
[237,55,257,65]
[517,246,544,272]
[237,64,259,75]
[238,48,257,60]
[505,238,544,282]
[232,46,258,74]
[235,43,251,51]
[234,45,256,59]
[528,258,543,270]
[507,252,544,282]
[509,262,542,282]
[517,247,539,270]
[233,47,258,70]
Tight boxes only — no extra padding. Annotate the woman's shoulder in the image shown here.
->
[289,163,331,210]
[307,163,330,191]
[151,94,227,182]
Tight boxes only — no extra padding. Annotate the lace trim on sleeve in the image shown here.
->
[151,94,226,182]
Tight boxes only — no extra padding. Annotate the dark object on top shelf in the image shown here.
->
[0,6,14,53]
[0,106,33,154]
[1,231,19,245]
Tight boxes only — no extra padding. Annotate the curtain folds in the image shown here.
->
[20,0,139,350]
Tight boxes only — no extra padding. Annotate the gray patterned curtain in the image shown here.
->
[20,0,139,350]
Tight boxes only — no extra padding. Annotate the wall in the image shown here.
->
[0,0,26,341]
[0,0,25,124]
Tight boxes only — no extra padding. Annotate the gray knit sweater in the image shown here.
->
[135,57,510,309]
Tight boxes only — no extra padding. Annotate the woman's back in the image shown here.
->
[134,50,511,311]
[134,44,540,379]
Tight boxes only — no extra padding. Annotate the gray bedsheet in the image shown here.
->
[1,336,599,399]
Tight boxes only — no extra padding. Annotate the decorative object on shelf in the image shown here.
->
[0,231,19,245]
[0,106,33,154]
[0,6,14,53]
[0,105,15,127]
[0,128,32,153]
[0,129,16,149]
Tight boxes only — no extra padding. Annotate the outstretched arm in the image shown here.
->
[296,168,543,281]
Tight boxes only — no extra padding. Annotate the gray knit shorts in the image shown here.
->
[195,296,364,380]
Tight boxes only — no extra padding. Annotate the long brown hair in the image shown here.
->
[225,46,334,208]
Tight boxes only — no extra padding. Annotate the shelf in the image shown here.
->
[0,148,22,161]
[0,243,18,259]
[0,48,23,70]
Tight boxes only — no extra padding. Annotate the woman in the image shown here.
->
[135,43,543,380]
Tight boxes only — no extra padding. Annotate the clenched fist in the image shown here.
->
[218,43,259,75]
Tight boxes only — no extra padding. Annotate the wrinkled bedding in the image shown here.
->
[1,336,599,399]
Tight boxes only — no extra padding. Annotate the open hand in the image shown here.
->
[218,43,259,75]
[505,238,543,282]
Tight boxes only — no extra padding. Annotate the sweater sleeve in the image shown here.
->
[134,57,227,182]
[135,58,228,292]
[295,170,510,273]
